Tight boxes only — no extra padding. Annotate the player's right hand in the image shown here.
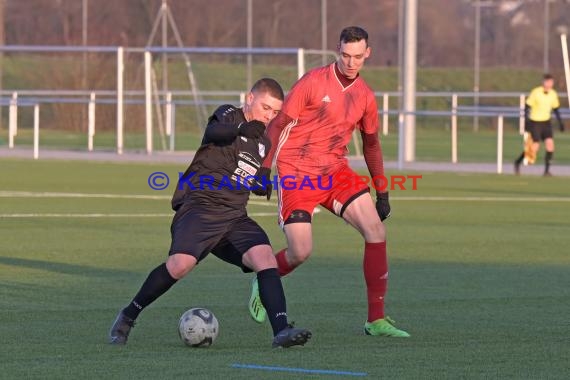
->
[238,120,266,139]
[560,123,565,132]
[252,167,272,200]
[375,191,391,221]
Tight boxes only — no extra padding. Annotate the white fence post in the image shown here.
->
[116,46,124,155]
[239,92,246,107]
[561,34,570,108]
[382,93,389,136]
[297,48,305,79]
[497,115,504,174]
[165,92,172,137]
[397,112,405,171]
[170,103,176,152]
[519,94,525,135]
[88,92,96,151]
[145,51,153,155]
[165,91,175,151]
[8,92,18,148]
[451,93,458,163]
[33,104,39,160]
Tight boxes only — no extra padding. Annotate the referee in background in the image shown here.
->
[515,74,565,176]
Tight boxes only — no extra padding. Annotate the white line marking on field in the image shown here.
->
[392,196,570,202]
[0,191,276,206]
[2,191,568,205]
[0,212,278,218]
[249,201,277,206]
[0,190,170,200]
[0,213,172,218]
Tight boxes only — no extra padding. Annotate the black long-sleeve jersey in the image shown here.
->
[171,105,271,212]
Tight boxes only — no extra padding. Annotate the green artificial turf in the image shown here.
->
[1,159,569,379]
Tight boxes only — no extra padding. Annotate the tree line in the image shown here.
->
[2,0,570,68]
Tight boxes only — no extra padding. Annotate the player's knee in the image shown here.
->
[242,245,277,272]
[166,254,196,279]
[287,244,312,266]
[283,210,313,266]
[361,218,386,242]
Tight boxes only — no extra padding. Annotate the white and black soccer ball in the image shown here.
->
[178,308,219,347]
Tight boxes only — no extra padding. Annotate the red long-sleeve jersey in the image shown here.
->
[263,63,383,180]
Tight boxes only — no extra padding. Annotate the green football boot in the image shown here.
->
[364,316,410,338]
[248,277,267,323]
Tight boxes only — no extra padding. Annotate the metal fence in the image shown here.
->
[5,88,569,173]
[1,45,569,173]
[0,44,337,154]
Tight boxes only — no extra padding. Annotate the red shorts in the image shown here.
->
[277,165,370,226]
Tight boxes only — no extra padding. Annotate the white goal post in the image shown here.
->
[561,34,570,108]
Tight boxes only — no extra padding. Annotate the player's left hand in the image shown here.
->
[375,191,391,221]
[252,167,272,200]
[559,123,565,132]
[239,120,266,139]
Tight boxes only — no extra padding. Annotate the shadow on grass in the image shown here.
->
[0,256,136,278]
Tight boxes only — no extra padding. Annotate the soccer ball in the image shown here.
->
[178,308,219,347]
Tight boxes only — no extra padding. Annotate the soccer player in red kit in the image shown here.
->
[249,26,409,337]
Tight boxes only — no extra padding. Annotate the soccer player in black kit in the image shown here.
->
[109,78,311,348]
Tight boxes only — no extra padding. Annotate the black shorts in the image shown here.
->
[527,120,553,142]
[168,203,270,273]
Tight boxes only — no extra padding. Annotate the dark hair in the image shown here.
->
[339,26,369,45]
[543,73,554,81]
[251,78,284,100]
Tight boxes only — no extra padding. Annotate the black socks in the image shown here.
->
[516,151,553,174]
[121,264,289,337]
[545,151,553,173]
[257,268,288,336]
[123,263,178,320]
[515,152,525,165]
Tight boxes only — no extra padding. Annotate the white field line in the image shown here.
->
[0,213,173,218]
[0,212,278,218]
[1,191,569,209]
[0,190,170,200]
[0,190,274,206]
[392,196,570,202]
[1,193,567,218]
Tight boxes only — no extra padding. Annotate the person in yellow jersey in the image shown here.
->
[515,74,565,176]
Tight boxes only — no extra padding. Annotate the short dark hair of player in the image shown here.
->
[543,73,554,81]
[251,78,284,101]
[339,26,369,46]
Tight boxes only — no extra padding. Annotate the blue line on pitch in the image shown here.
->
[231,363,367,377]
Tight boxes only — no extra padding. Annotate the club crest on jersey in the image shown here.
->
[258,143,266,158]
[321,95,331,103]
